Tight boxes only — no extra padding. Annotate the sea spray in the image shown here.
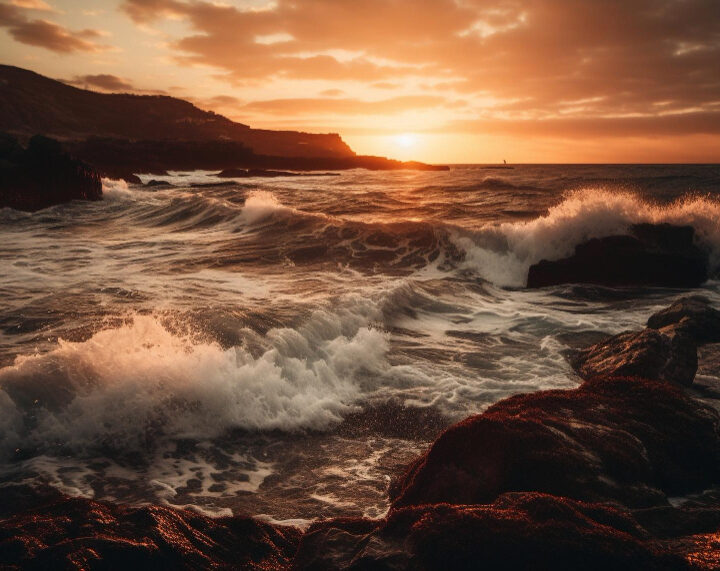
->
[0,308,389,456]
[455,189,720,287]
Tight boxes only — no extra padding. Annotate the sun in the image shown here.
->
[393,133,418,149]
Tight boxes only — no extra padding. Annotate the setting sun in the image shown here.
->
[394,133,418,149]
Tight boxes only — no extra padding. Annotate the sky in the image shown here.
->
[1,0,719,163]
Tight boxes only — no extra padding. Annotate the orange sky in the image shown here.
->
[1,0,719,163]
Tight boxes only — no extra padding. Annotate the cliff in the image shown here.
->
[0,65,353,159]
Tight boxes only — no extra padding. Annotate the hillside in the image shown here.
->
[0,65,354,159]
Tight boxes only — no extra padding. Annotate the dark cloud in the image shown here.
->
[0,2,106,52]
[66,74,135,91]
[240,95,447,116]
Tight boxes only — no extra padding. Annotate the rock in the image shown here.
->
[122,173,142,184]
[217,168,300,178]
[0,134,102,211]
[145,179,174,187]
[216,168,340,178]
[647,296,720,345]
[390,377,720,510]
[569,327,698,386]
[0,485,299,570]
[294,492,686,570]
[527,223,709,288]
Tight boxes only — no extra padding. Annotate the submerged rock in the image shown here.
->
[527,223,709,288]
[0,134,102,211]
[390,377,720,510]
[569,327,698,386]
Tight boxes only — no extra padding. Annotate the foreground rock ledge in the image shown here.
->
[390,377,720,510]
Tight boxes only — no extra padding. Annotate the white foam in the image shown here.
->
[241,191,291,224]
[0,306,389,455]
[455,189,720,287]
[101,178,134,200]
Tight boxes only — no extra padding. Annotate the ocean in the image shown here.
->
[1,164,719,524]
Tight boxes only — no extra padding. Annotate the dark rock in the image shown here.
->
[217,168,300,178]
[0,485,299,570]
[122,173,142,184]
[390,377,720,510]
[145,179,174,187]
[527,223,709,288]
[647,296,720,345]
[568,327,698,386]
[0,134,102,211]
[217,168,342,178]
[294,492,686,570]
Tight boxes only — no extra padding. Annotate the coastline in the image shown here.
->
[2,298,719,569]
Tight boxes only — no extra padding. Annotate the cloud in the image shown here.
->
[116,0,720,139]
[0,2,107,52]
[8,0,53,10]
[240,95,447,116]
[65,73,136,91]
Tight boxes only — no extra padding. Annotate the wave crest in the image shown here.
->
[456,189,720,287]
[0,307,389,457]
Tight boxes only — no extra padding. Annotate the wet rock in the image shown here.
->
[0,134,102,211]
[0,485,299,570]
[145,179,174,187]
[647,296,720,345]
[390,377,720,510]
[527,223,709,288]
[216,168,340,178]
[294,492,686,570]
[569,327,698,386]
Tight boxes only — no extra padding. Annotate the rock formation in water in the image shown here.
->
[0,133,102,212]
[216,168,339,178]
[526,223,709,288]
[1,298,719,569]
[569,296,719,386]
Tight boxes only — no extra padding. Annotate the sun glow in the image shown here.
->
[394,133,418,149]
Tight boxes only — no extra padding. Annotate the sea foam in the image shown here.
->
[0,305,389,456]
[456,189,720,287]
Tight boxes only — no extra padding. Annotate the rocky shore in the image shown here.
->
[0,134,102,212]
[1,297,719,569]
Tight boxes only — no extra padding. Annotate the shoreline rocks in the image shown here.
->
[389,377,720,510]
[569,296,720,386]
[1,298,719,569]
[0,133,102,212]
[527,223,709,288]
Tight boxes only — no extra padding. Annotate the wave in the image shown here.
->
[101,178,134,200]
[99,185,720,287]
[455,189,720,287]
[241,190,293,224]
[0,300,389,457]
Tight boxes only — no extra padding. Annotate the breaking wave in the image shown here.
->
[455,189,720,287]
[0,302,389,457]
